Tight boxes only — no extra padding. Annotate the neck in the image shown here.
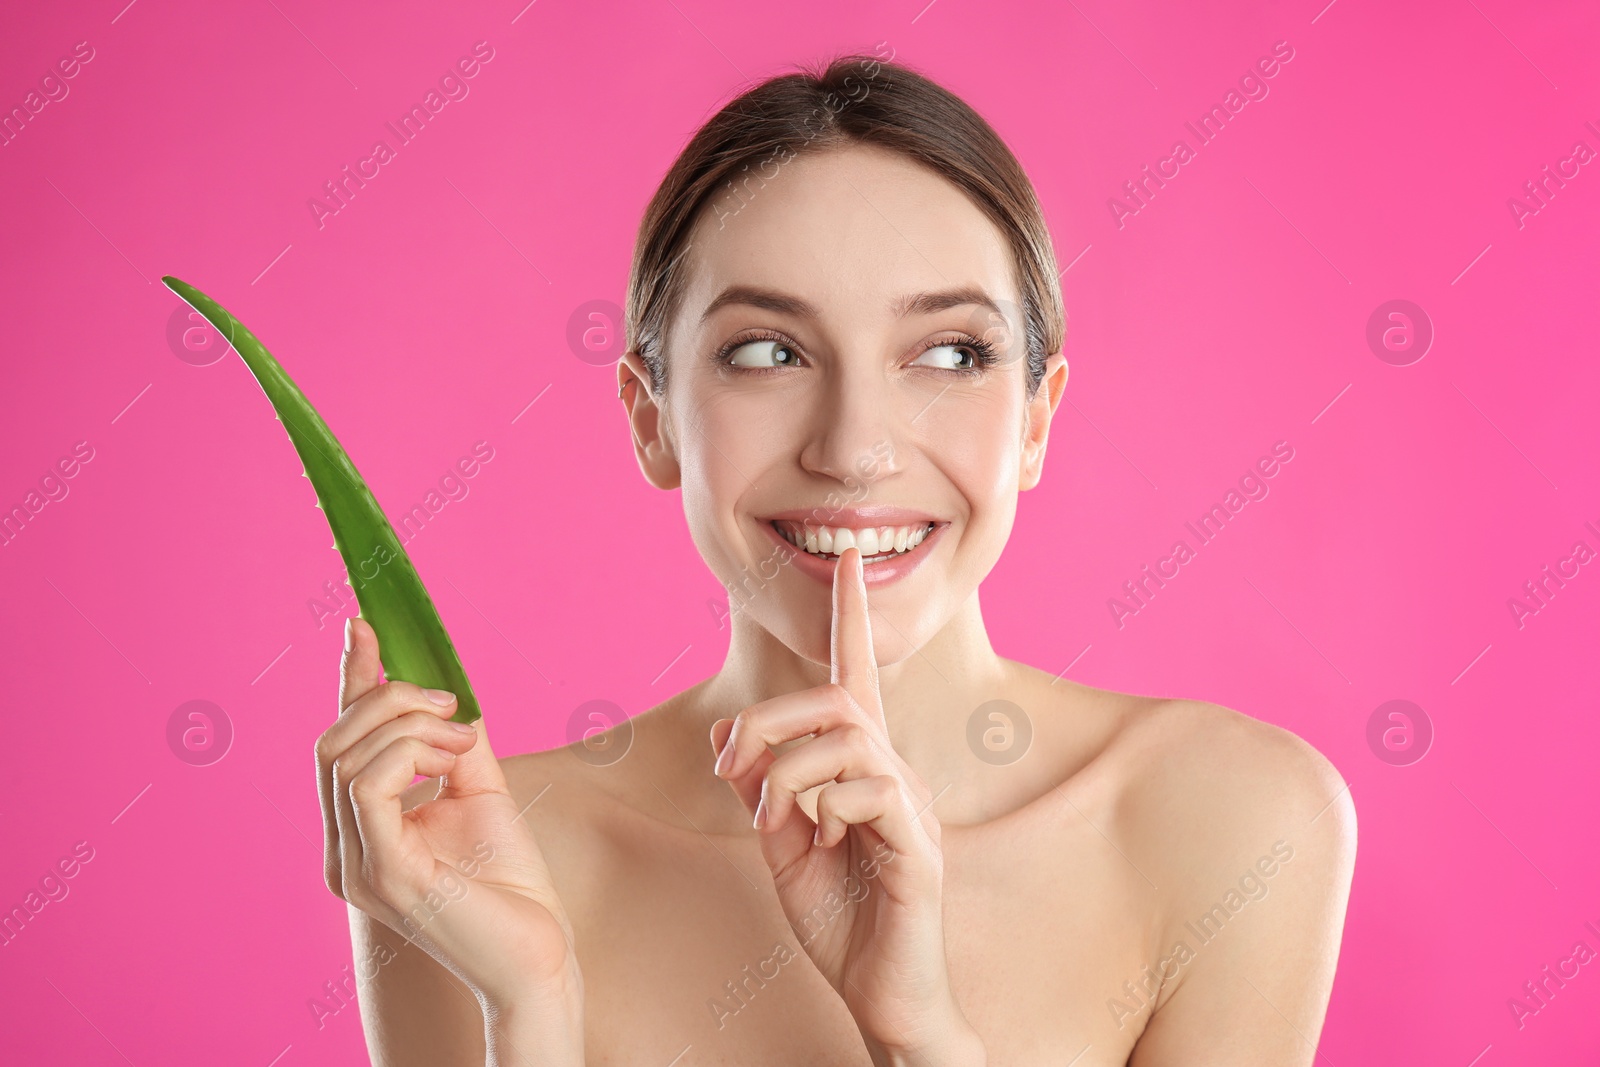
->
[697,588,1013,778]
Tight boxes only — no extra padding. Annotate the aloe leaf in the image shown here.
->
[163,275,481,723]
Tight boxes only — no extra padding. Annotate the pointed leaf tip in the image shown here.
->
[156,275,483,724]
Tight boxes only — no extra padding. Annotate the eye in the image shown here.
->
[727,339,801,368]
[912,343,981,371]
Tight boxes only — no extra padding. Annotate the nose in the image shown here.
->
[796,354,903,491]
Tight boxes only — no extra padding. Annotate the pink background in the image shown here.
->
[2,0,1597,1062]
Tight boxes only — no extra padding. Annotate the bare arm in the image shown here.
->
[346,780,486,1067]
[349,902,488,1066]
[1127,705,1358,1066]
[317,618,585,1067]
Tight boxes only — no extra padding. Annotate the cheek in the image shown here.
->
[673,392,784,561]
[914,390,1024,508]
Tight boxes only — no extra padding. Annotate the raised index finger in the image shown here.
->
[831,548,884,728]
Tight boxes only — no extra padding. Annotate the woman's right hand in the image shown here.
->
[316,616,583,1058]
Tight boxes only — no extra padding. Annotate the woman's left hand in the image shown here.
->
[709,547,986,1066]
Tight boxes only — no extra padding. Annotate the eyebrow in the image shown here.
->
[698,284,1003,324]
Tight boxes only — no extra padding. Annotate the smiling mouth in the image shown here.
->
[770,520,937,564]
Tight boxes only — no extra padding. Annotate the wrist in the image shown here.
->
[481,963,585,1067]
[860,996,985,1067]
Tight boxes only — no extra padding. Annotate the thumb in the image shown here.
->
[338,616,383,715]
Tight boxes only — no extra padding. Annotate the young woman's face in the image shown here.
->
[631,143,1064,667]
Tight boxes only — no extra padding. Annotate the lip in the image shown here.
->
[759,516,947,588]
[762,504,942,526]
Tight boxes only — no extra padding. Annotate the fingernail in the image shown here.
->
[753,799,767,830]
[449,720,475,733]
[343,617,355,652]
[431,746,457,759]
[424,688,456,706]
[714,741,735,778]
[813,824,824,847]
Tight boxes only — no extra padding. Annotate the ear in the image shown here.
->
[618,351,681,490]
[1019,351,1068,492]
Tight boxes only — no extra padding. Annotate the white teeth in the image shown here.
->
[773,521,934,559]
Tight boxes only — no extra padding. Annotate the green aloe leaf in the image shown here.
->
[163,275,481,723]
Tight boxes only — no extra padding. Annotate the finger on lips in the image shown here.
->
[709,548,904,839]
[830,548,883,717]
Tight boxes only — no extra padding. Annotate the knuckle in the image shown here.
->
[836,722,870,749]
[380,680,420,709]
[767,766,798,796]
[871,774,899,802]
[348,765,383,807]
[730,707,758,736]
[398,709,440,737]
[813,783,837,816]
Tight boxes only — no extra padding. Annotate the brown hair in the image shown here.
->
[624,52,1066,400]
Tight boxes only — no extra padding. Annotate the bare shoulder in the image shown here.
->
[442,684,718,846]
[1083,694,1358,993]
[1126,698,1350,816]
[1059,697,1361,1057]
[1013,662,1355,885]
[1108,696,1355,868]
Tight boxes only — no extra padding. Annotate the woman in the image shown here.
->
[316,52,1356,1066]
